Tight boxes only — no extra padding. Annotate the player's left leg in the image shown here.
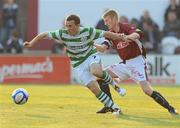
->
[139,81,179,115]
[73,58,122,116]
[128,55,178,115]
[90,62,116,86]
[105,68,126,96]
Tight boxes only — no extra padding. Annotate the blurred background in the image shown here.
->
[0,0,180,85]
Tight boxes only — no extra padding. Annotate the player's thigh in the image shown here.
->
[106,68,118,78]
[90,63,103,76]
[128,61,148,82]
[79,69,96,86]
[89,54,103,77]
[105,63,130,80]
[73,64,96,86]
[89,54,101,66]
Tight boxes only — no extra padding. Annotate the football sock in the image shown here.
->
[151,91,171,110]
[97,79,113,100]
[96,90,118,109]
[101,71,118,90]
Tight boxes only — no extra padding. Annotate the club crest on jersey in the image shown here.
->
[81,37,87,42]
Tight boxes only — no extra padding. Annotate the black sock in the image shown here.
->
[151,91,171,110]
[97,80,113,100]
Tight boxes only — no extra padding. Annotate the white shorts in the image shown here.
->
[107,55,148,82]
[73,54,101,86]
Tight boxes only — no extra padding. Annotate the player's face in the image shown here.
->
[103,16,117,30]
[65,20,80,36]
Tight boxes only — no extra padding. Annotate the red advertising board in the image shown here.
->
[0,56,70,84]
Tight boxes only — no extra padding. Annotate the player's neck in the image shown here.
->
[113,23,119,33]
[70,29,80,36]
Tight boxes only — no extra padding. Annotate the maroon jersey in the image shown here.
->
[104,23,146,60]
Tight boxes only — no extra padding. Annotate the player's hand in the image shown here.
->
[119,34,131,42]
[124,35,136,42]
[23,41,33,48]
[119,33,126,38]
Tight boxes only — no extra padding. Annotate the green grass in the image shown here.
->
[0,84,180,128]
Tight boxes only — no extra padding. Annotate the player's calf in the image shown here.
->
[101,71,126,96]
[151,91,179,115]
[98,79,112,99]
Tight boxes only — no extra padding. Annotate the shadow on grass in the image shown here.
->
[25,114,51,119]
[118,113,180,127]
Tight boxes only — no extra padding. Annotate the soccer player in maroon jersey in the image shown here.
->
[95,9,178,115]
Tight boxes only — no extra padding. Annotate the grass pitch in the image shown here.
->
[0,84,180,128]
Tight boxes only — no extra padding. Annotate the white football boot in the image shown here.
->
[115,85,126,96]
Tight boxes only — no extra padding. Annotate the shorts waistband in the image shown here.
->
[119,55,144,64]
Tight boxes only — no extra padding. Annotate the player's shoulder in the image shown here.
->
[119,22,131,27]
[80,27,95,35]
[50,29,68,38]
[119,22,136,31]
[80,27,90,31]
[60,28,68,33]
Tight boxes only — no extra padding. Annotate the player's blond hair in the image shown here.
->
[102,9,119,20]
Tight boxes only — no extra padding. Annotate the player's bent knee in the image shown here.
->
[91,70,102,78]
[90,65,103,77]
[143,90,152,96]
[106,69,118,78]
[140,81,153,96]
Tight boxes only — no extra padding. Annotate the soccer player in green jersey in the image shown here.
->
[24,14,125,116]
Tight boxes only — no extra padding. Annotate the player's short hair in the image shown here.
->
[66,14,80,25]
[102,9,119,20]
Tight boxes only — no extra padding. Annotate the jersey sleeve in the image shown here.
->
[121,23,144,39]
[48,29,62,40]
[89,27,105,40]
[102,39,112,49]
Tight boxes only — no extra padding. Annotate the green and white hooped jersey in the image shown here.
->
[48,27,105,67]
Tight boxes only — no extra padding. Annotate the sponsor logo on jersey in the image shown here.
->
[117,42,129,49]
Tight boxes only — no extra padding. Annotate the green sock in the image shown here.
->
[96,90,114,108]
[101,71,117,88]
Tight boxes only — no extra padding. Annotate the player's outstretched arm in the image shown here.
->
[103,31,124,40]
[94,43,108,52]
[24,32,49,48]
[125,32,140,41]
[51,38,64,44]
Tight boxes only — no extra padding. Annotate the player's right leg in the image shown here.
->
[96,79,113,113]
[87,80,122,116]
[105,63,128,96]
